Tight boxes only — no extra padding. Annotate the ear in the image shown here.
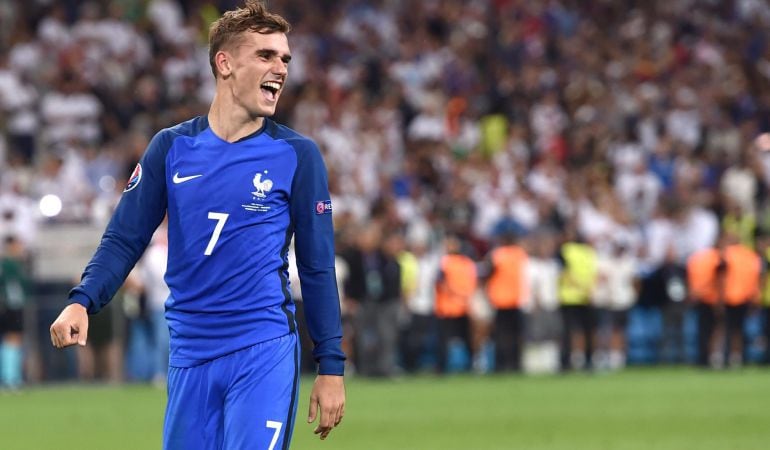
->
[215,51,232,78]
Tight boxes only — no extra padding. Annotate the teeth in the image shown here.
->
[261,81,281,91]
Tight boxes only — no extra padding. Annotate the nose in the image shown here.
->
[272,58,288,76]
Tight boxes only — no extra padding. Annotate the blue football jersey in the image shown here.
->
[70,116,345,375]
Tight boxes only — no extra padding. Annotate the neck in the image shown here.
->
[207,91,265,143]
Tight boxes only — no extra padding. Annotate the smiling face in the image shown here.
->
[216,30,291,118]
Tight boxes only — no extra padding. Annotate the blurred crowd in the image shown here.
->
[4,0,770,384]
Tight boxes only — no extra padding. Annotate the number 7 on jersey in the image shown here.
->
[205,212,229,255]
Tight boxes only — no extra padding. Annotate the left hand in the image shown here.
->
[307,374,345,440]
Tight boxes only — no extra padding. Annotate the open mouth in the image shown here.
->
[260,81,282,102]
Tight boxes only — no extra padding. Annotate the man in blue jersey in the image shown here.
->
[49,1,346,448]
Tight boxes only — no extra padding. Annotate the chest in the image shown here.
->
[166,137,296,215]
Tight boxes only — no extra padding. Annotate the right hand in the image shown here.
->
[307,375,346,440]
[50,303,89,348]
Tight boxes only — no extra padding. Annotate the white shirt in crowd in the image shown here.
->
[594,252,637,311]
[40,90,103,145]
[408,250,441,317]
[675,206,719,257]
[720,165,757,216]
[138,231,170,312]
[525,257,560,312]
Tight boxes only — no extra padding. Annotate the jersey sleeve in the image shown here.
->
[69,130,171,314]
[290,139,345,376]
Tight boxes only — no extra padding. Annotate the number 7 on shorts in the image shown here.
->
[266,420,283,450]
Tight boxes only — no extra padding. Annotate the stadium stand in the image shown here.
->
[2,0,770,383]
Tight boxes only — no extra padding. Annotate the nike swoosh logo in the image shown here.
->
[172,172,203,184]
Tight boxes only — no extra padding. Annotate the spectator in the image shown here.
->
[0,181,38,247]
[343,224,402,377]
[0,52,39,163]
[720,150,758,217]
[399,229,440,373]
[594,242,638,370]
[39,72,103,147]
[524,230,561,373]
[639,245,689,364]
[123,223,170,384]
[0,235,30,389]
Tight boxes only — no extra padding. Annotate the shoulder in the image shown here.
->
[688,248,712,264]
[149,116,209,151]
[161,116,209,140]
[265,119,321,156]
[733,245,759,260]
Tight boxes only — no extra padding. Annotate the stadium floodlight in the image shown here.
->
[39,194,63,217]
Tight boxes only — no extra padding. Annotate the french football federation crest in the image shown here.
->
[124,163,142,192]
[252,170,273,198]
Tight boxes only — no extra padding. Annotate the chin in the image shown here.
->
[250,106,276,118]
[259,101,279,116]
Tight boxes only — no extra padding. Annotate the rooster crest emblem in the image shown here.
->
[252,171,274,198]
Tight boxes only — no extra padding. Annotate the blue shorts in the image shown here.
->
[164,332,300,450]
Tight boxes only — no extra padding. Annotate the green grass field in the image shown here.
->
[1,368,769,450]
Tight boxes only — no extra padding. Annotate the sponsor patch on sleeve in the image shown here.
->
[124,163,142,192]
[315,200,333,215]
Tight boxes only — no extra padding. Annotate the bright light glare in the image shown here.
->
[40,194,63,217]
[99,175,116,192]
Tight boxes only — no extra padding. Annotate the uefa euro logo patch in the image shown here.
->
[315,200,332,215]
[124,163,142,192]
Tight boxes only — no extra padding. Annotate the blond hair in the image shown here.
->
[208,0,291,78]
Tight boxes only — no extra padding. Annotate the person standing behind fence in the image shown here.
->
[376,232,404,377]
[688,232,760,367]
[643,245,688,364]
[525,231,561,373]
[593,242,637,370]
[400,231,441,373]
[343,225,402,377]
[0,236,30,389]
[435,234,477,373]
[718,235,760,367]
[483,232,528,372]
[137,224,170,384]
[687,240,721,367]
[557,230,598,371]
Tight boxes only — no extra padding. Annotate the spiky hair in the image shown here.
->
[208,0,291,78]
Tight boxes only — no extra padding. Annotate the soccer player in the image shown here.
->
[48,1,346,448]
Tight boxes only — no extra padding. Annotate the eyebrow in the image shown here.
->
[256,48,292,63]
